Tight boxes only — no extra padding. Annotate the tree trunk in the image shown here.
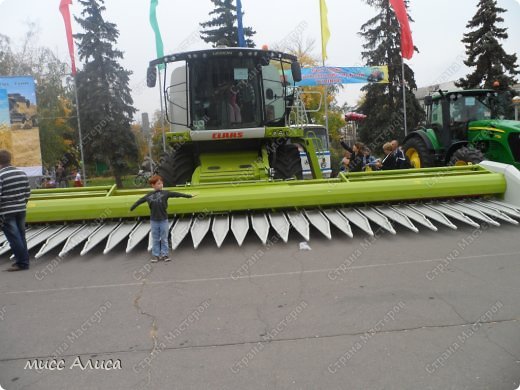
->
[114,172,124,188]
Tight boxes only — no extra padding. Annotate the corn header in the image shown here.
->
[7,48,520,259]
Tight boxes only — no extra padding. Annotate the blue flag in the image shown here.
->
[150,0,165,69]
[237,0,246,47]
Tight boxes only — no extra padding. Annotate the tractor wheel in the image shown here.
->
[156,146,195,186]
[448,146,484,166]
[403,137,434,168]
[272,144,303,180]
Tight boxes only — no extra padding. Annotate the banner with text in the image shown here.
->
[296,66,389,86]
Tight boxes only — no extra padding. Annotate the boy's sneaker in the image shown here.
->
[162,255,171,262]
[150,256,160,263]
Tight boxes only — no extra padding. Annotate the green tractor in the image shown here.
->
[403,89,520,170]
[146,48,323,186]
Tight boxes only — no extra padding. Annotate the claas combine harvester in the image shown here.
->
[6,48,520,259]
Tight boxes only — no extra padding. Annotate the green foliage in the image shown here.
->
[200,0,256,47]
[357,0,424,153]
[0,27,77,170]
[457,0,519,90]
[74,0,138,188]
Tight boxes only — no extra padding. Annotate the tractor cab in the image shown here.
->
[147,48,302,136]
[425,89,501,149]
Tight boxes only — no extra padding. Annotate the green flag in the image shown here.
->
[150,0,164,69]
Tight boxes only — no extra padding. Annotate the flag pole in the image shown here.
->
[323,62,329,132]
[389,0,413,137]
[319,0,330,132]
[401,57,407,136]
[73,75,87,185]
[149,0,166,153]
[158,69,167,152]
[236,0,246,47]
[59,0,86,184]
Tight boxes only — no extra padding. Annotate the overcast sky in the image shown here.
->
[0,0,519,120]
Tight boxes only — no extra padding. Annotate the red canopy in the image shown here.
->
[345,112,367,122]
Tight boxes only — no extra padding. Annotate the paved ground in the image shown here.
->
[0,221,519,390]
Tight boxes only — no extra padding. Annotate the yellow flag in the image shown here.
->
[320,0,331,61]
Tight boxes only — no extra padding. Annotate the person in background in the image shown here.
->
[73,170,83,187]
[340,140,365,172]
[55,162,67,188]
[362,148,377,171]
[391,139,407,169]
[0,150,31,271]
[41,176,56,188]
[339,150,351,173]
[376,142,398,170]
[130,175,196,262]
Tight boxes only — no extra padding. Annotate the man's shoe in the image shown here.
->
[162,256,171,262]
[5,264,29,272]
[150,256,160,263]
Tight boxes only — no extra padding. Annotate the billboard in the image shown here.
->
[0,76,42,176]
[295,66,389,86]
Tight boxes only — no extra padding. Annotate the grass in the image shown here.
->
[86,176,143,188]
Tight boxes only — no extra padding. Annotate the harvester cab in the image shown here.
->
[146,48,323,186]
[403,89,520,169]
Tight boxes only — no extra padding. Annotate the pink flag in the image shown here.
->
[59,0,77,75]
[389,0,414,59]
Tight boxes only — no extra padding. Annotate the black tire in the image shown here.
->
[403,137,435,168]
[156,146,195,186]
[448,146,484,166]
[271,144,303,180]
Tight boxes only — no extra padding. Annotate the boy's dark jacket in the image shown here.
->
[130,190,192,221]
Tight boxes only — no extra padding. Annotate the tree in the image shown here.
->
[74,0,137,187]
[200,0,256,47]
[457,0,519,90]
[0,27,77,170]
[357,0,424,153]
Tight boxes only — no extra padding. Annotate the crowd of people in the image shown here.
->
[40,162,83,188]
[339,139,409,173]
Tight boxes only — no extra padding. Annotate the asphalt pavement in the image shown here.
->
[0,221,519,390]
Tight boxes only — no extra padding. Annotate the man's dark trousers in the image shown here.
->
[2,211,29,269]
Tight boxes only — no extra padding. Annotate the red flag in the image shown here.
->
[389,0,414,59]
[59,0,77,75]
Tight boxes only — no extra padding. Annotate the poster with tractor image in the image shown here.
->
[0,76,42,176]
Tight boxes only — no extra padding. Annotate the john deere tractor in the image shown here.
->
[403,89,520,170]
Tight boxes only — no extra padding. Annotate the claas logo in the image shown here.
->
[212,132,244,139]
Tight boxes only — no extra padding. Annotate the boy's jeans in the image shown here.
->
[150,219,169,257]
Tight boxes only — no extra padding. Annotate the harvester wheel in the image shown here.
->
[156,147,195,186]
[448,146,484,166]
[272,144,303,180]
[403,137,434,168]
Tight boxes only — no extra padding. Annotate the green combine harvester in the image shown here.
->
[5,48,520,259]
